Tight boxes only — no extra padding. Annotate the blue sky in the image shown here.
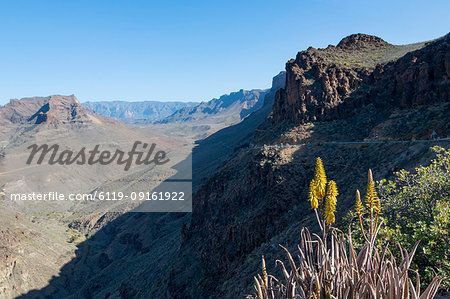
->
[0,0,448,104]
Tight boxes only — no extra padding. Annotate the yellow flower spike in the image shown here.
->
[365,169,379,214]
[324,180,338,225]
[374,197,382,215]
[313,157,327,200]
[355,189,365,216]
[261,255,268,286]
[308,179,319,209]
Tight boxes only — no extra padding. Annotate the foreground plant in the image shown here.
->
[249,158,441,299]
[357,146,449,290]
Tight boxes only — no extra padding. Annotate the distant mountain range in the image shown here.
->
[83,89,269,125]
[191,72,285,187]
[156,89,268,125]
[1,33,449,298]
[83,100,198,123]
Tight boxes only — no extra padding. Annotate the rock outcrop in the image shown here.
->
[273,33,449,124]
[0,97,48,124]
[0,95,106,125]
[167,33,450,298]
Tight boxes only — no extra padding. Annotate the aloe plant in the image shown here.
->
[249,159,441,299]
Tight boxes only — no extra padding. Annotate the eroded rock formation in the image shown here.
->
[273,33,449,124]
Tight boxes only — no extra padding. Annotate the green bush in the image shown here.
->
[347,146,450,291]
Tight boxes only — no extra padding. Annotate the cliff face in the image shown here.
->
[368,35,450,108]
[0,97,48,124]
[0,95,107,125]
[273,33,449,124]
[167,33,450,298]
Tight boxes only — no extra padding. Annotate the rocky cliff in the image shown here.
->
[0,97,48,124]
[273,33,449,124]
[7,34,449,299]
[168,33,450,298]
[0,95,106,125]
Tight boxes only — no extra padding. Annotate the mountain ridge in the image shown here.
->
[272,33,449,124]
[4,33,449,299]
[157,88,268,125]
[167,33,450,298]
[0,95,107,125]
[83,100,198,123]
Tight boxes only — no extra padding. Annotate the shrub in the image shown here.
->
[248,158,442,299]
[349,146,450,291]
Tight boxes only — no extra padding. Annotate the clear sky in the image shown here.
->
[0,0,448,105]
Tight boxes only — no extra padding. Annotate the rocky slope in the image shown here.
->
[167,33,450,298]
[0,95,106,125]
[0,97,48,124]
[157,89,268,125]
[9,33,450,299]
[192,72,285,188]
[0,95,193,297]
[0,204,78,298]
[83,100,198,123]
[272,33,449,124]
[6,74,283,299]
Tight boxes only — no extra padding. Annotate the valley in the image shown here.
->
[0,32,449,298]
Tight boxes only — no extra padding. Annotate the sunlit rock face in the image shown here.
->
[272,33,450,124]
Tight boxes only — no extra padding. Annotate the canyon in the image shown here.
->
[0,32,449,298]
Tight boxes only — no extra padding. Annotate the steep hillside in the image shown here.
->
[10,34,450,299]
[0,95,106,126]
[192,72,285,187]
[273,33,449,124]
[168,33,450,298]
[0,95,193,297]
[158,89,268,125]
[83,100,198,123]
[0,205,78,298]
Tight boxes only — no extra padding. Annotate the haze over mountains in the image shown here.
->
[84,89,269,126]
[0,93,191,192]
[156,89,268,125]
[0,32,449,298]
[0,94,194,297]
[83,100,198,123]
